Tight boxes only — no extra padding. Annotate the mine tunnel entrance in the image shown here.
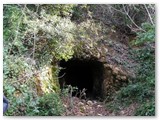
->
[58,58,104,99]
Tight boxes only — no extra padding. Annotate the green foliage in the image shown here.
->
[23,8,76,62]
[71,5,89,22]
[135,98,155,116]
[134,23,155,45]
[35,93,64,116]
[60,85,78,97]
[3,5,21,41]
[132,34,155,115]
[3,5,36,116]
[4,82,38,116]
[129,25,155,115]
[3,5,27,55]
[117,84,143,101]
[3,55,30,81]
[73,20,104,58]
[41,4,76,17]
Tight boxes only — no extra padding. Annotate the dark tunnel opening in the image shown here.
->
[58,58,104,99]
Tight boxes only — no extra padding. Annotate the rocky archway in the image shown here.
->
[58,56,129,101]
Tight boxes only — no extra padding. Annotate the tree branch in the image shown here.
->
[33,30,36,59]
[144,4,154,25]
[122,4,146,32]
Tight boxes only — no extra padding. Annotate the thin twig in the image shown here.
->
[79,88,87,99]
[33,30,36,59]
[8,15,23,54]
[69,85,73,109]
[108,5,126,15]
[58,73,66,79]
[36,4,39,13]
[122,4,146,32]
[10,71,36,84]
[144,4,154,25]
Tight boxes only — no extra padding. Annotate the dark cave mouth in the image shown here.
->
[58,58,104,99]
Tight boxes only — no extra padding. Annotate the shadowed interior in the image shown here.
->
[58,58,104,99]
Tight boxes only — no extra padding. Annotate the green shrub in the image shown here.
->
[127,23,155,115]
[40,4,76,17]
[23,7,76,62]
[4,82,38,116]
[60,85,78,97]
[36,93,64,116]
[133,22,155,45]
[3,5,27,55]
[135,98,155,116]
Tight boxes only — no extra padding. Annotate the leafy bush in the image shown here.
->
[4,82,38,116]
[40,4,76,17]
[3,5,27,55]
[133,23,155,45]
[73,20,105,58]
[23,7,76,62]
[3,5,36,116]
[127,23,155,115]
[133,45,155,115]
[35,93,64,116]
[60,85,78,97]
[135,98,155,116]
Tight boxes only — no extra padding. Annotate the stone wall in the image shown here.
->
[102,64,128,98]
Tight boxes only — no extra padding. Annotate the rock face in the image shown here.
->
[89,30,138,98]
[35,65,60,96]
[95,30,137,98]
[102,64,128,97]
